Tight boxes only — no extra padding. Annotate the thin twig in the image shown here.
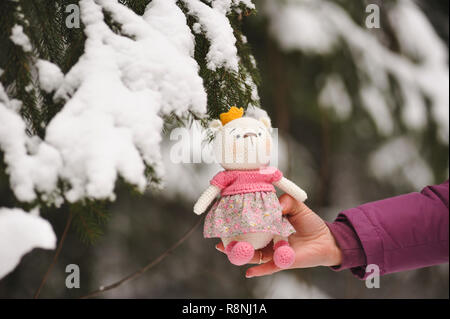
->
[79,216,203,299]
[34,210,74,299]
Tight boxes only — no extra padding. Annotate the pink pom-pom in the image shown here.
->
[273,245,295,269]
[227,241,254,266]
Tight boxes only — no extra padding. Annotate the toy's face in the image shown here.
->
[211,117,272,170]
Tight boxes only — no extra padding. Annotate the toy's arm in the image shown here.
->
[193,185,221,215]
[273,177,308,203]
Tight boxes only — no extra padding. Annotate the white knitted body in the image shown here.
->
[221,232,287,250]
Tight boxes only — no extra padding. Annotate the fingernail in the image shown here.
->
[245,272,253,278]
[215,244,222,252]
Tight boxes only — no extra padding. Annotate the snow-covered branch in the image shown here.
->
[0,0,256,279]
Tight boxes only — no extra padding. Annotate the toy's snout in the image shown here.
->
[243,132,257,138]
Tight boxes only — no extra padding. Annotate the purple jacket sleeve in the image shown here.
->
[327,180,449,279]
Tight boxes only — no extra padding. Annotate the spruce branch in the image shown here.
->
[72,201,110,245]
[1,0,259,244]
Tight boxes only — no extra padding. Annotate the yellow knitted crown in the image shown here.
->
[220,106,244,126]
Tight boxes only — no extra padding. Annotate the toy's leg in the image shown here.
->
[224,240,254,266]
[221,233,272,266]
[272,235,295,269]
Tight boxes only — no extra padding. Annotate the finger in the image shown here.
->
[279,193,311,218]
[278,193,322,232]
[248,244,274,264]
[245,260,282,278]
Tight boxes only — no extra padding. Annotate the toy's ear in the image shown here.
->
[209,119,223,130]
[259,117,272,131]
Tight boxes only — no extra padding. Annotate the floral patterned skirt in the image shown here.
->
[204,191,296,238]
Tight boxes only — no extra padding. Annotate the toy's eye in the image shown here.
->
[236,134,241,138]
[258,132,262,136]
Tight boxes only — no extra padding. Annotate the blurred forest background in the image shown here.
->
[0,0,448,298]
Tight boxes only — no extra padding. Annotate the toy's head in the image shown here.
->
[209,107,273,170]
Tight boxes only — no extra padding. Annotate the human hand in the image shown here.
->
[215,193,342,278]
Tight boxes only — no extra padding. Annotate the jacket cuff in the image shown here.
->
[329,208,385,279]
[326,218,366,274]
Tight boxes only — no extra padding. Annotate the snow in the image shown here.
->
[265,0,449,143]
[245,105,269,120]
[0,0,258,204]
[266,0,337,54]
[1,0,256,204]
[390,1,449,142]
[360,85,394,136]
[0,82,62,203]
[211,0,255,14]
[388,0,448,136]
[319,75,352,120]
[36,60,64,93]
[1,0,212,203]
[369,136,434,190]
[192,22,202,34]
[143,0,196,57]
[0,0,257,281]
[10,24,32,52]
[248,77,260,103]
[182,0,250,71]
[0,207,56,279]
[43,0,197,201]
[389,0,447,65]
[161,124,221,202]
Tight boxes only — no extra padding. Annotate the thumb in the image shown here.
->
[279,194,326,235]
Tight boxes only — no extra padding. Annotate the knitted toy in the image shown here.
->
[193,107,308,268]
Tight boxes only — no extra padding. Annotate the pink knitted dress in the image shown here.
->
[204,167,296,239]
